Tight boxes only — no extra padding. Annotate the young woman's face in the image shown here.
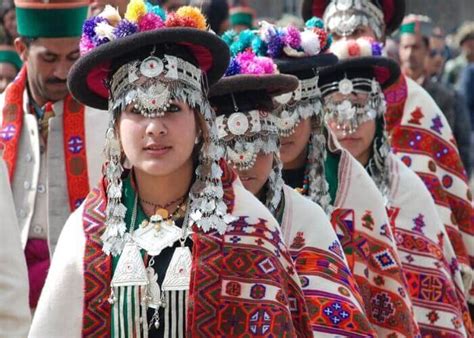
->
[119,100,198,177]
[280,118,312,168]
[325,92,376,165]
[235,152,274,195]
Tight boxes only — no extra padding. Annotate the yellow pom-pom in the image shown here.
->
[175,6,207,30]
[125,0,147,23]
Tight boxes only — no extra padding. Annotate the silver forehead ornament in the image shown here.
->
[338,78,353,95]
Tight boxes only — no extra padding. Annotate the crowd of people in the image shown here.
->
[0,0,473,337]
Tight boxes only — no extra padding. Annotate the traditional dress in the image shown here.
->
[209,53,375,336]
[31,3,312,336]
[280,185,375,336]
[318,39,472,335]
[0,0,107,309]
[304,0,474,303]
[30,163,312,337]
[237,19,419,336]
[0,157,30,337]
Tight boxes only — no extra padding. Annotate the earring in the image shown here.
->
[194,130,202,144]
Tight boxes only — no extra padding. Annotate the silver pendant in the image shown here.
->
[162,246,192,291]
[146,267,163,309]
[133,221,182,256]
[111,241,148,287]
[140,56,164,78]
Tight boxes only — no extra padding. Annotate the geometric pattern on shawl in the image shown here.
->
[384,75,474,302]
[386,154,472,336]
[282,188,375,336]
[82,162,312,337]
[330,151,420,336]
[82,180,111,337]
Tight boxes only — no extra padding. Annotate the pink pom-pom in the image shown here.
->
[235,51,276,75]
[284,25,301,49]
[256,56,276,74]
[138,13,164,31]
[79,35,95,55]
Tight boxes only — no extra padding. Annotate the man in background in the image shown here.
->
[444,21,474,88]
[399,14,471,175]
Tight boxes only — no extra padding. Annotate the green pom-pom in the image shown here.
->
[221,30,237,46]
[306,17,324,29]
[146,2,166,20]
[251,36,267,56]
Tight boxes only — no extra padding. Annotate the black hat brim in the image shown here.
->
[68,28,230,110]
[318,56,401,90]
[274,53,338,78]
[209,74,299,98]
[301,0,406,36]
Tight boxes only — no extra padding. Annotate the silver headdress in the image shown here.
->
[321,76,386,135]
[274,75,333,214]
[274,74,322,137]
[323,0,385,40]
[321,75,390,196]
[103,53,229,256]
[217,108,284,213]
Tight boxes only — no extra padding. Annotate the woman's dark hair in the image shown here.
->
[0,3,15,45]
[200,0,229,35]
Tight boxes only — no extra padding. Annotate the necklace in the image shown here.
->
[139,194,187,210]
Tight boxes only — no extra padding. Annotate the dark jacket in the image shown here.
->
[423,78,472,176]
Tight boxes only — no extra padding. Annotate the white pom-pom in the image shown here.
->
[357,37,372,57]
[99,5,122,26]
[301,30,321,56]
[330,39,349,60]
[95,21,116,41]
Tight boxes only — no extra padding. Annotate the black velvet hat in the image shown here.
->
[68,6,230,110]
[275,53,338,80]
[318,56,400,91]
[209,74,299,116]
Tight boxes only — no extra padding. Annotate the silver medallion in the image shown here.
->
[140,56,164,78]
[338,78,354,95]
[227,113,249,136]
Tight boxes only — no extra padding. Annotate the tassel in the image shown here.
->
[178,290,184,337]
[164,292,170,338]
[134,286,141,338]
[171,291,177,337]
[119,287,126,337]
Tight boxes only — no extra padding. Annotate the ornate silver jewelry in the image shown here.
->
[323,0,385,40]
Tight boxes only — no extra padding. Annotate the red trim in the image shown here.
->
[0,66,89,211]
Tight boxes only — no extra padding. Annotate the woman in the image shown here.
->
[238,19,420,336]
[320,36,473,336]
[209,49,375,336]
[30,3,312,337]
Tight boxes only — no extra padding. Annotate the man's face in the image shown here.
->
[399,34,428,77]
[15,37,80,105]
[425,37,447,77]
[462,38,474,60]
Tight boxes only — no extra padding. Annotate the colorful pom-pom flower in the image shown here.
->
[125,0,147,23]
[175,6,207,30]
